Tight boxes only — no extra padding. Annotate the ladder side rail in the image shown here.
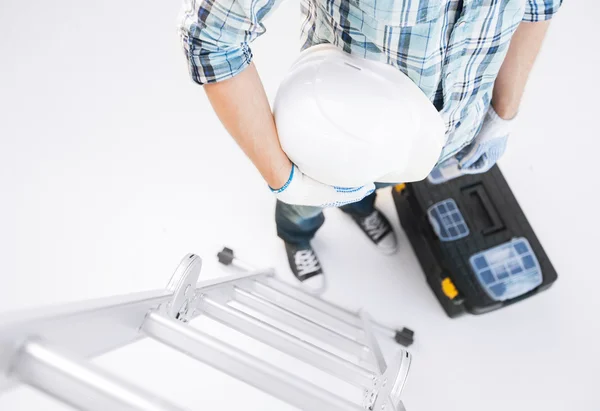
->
[372,350,412,411]
[0,288,172,394]
[0,257,271,395]
[389,351,412,408]
[10,339,186,411]
[359,311,388,373]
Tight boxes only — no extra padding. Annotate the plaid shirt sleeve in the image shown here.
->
[179,0,282,85]
[523,0,563,22]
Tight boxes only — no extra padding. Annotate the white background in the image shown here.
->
[0,0,598,410]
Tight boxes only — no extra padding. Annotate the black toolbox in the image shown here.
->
[392,165,558,318]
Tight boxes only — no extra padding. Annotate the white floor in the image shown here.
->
[1,1,598,410]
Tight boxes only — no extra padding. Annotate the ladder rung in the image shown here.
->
[259,277,402,342]
[259,276,362,327]
[244,281,363,340]
[201,296,376,388]
[232,287,372,362]
[10,339,185,411]
[142,312,363,411]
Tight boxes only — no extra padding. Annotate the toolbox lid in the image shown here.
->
[470,238,543,302]
[427,199,470,241]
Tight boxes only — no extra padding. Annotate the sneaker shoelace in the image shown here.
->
[361,211,390,242]
[294,249,321,276]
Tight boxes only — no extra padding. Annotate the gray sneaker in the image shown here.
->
[351,209,398,255]
[284,242,326,294]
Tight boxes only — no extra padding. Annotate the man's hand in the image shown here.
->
[272,165,375,207]
[457,19,551,175]
[458,105,513,174]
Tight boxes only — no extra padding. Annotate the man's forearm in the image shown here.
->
[204,63,292,188]
[492,20,551,120]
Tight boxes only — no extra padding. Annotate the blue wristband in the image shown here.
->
[269,165,295,194]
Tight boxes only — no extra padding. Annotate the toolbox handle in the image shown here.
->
[462,184,505,235]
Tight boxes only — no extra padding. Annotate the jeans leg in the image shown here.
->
[276,200,325,246]
[339,183,397,218]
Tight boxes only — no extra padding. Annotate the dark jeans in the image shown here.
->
[276,183,394,246]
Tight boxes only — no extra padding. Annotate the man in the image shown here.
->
[179,0,561,292]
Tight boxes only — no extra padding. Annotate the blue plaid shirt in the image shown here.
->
[179,0,561,161]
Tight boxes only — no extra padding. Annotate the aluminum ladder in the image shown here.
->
[0,250,412,411]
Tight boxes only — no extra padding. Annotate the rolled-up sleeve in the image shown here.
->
[523,0,563,22]
[179,0,282,85]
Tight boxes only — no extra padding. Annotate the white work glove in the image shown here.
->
[458,105,515,174]
[271,165,376,207]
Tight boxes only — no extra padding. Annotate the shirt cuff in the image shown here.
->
[186,42,253,85]
[522,0,563,22]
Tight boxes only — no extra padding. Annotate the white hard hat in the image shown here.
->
[273,44,446,187]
